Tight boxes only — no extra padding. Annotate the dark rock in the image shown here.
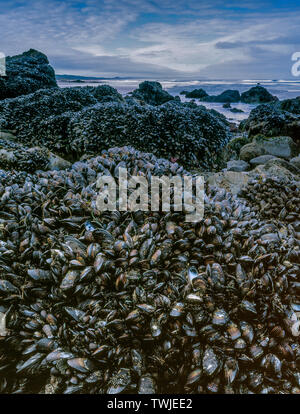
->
[229,123,239,133]
[203,90,241,103]
[278,96,300,114]
[0,88,230,169]
[184,89,209,99]
[131,81,174,106]
[230,108,244,113]
[243,100,300,143]
[241,86,278,104]
[0,49,57,100]
[223,102,231,109]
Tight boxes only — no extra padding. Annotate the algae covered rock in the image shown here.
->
[252,135,298,160]
[206,171,251,194]
[249,155,277,166]
[252,158,300,181]
[227,136,249,153]
[240,143,266,162]
[290,155,300,170]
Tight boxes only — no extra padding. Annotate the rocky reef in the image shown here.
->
[240,86,278,104]
[183,89,209,99]
[181,85,277,104]
[0,86,230,170]
[0,49,57,100]
[203,90,241,103]
[131,81,174,106]
[240,97,300,143]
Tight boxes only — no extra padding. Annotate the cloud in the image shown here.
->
[0,0,300,79]
[51,51,183,77]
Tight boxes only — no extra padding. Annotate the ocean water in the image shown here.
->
[57,78,300,123]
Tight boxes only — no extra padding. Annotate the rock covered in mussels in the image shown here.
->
[0,89,230,169]
[241,97,300,144]
[0,138,71,172]
[68,101,230,169]
[239,174,300,222]
[0,49,57,100]
[0,146,299,394]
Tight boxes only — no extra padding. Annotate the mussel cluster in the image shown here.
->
[0,139,49,173]
[0,146,299,394]
[239,175,300,223]
[0,86,230,169]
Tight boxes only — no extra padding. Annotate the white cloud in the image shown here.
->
[0,0,300,79]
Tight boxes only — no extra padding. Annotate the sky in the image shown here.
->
[1,0,300,79]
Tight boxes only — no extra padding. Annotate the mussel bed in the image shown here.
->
[0,146,299,394]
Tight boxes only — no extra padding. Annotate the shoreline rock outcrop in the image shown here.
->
[240,97,300,143]
[0,49,57,100]
[0,85,231,170]
[131,81,174,106]
[181,85,277,104]
[240,85,278,104]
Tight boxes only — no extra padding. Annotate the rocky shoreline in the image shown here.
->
[0,50,299,394]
